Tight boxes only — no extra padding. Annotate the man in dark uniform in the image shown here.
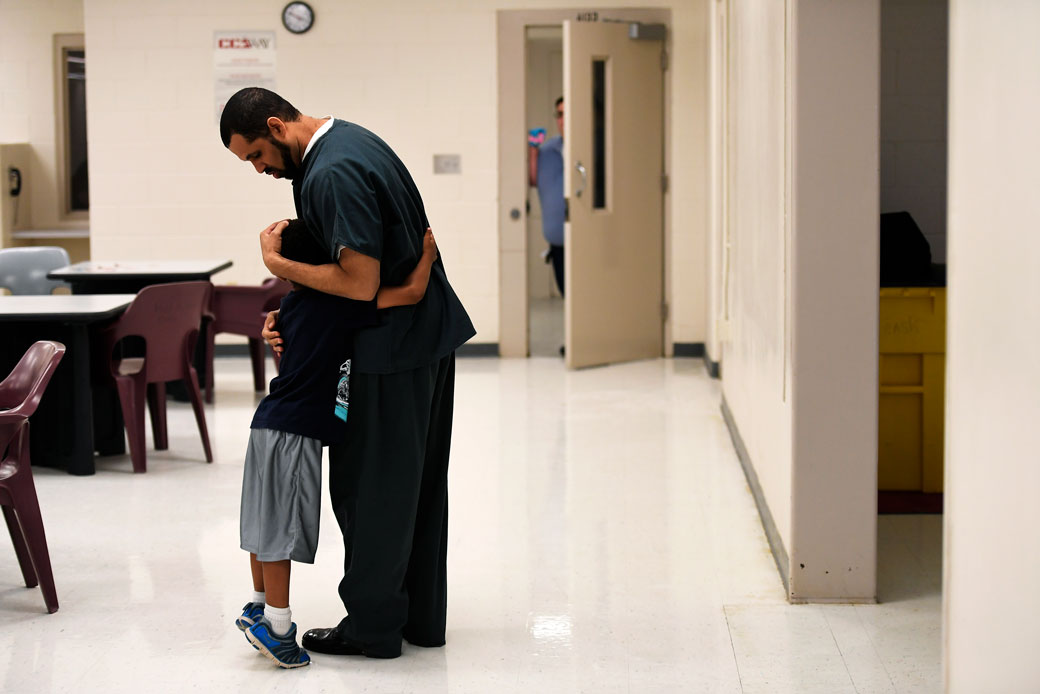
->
[220,87,474,659]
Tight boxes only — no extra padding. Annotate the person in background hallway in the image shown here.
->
[220,87,475,660]
[528,96,565,297]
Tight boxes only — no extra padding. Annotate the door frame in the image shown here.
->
[496,8,672,358]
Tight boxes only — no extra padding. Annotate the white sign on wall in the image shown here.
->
[214,31,276,123]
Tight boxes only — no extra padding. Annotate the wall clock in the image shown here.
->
[282,2,315,34]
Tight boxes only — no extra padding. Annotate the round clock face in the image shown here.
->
[282,2,315,34]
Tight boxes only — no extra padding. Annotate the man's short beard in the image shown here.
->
[268,136,300,180]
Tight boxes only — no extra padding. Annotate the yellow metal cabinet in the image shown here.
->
[878,287,946,492]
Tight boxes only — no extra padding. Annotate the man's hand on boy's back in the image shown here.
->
[260,219,290,279]
[262,226,440,347]
[262,310,283,354]
[258,219,288,354]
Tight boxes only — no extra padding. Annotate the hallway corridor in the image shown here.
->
[0,357,941,692]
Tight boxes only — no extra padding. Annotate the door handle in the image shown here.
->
[574,162,588,198]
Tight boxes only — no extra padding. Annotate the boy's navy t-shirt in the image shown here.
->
[250,288,377,444]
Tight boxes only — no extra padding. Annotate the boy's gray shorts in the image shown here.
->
[240,428,322,564]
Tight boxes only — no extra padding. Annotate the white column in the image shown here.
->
[944,1,1040,689]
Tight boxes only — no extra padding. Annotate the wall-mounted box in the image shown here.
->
[433,154,461,175]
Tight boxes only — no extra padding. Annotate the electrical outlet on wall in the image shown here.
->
[433,154,461,175]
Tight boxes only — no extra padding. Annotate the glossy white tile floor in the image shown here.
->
[0,357,941,693]
[529,296,564,357]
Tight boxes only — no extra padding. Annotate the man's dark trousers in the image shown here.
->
[328,352,455,657]
[548,244,564,296]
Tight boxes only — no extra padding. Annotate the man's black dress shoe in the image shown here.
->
[301,628,399,659]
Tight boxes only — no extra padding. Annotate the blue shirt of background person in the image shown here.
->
[536,136,565,246]
[528,97,566,298]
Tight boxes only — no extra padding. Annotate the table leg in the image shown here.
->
[63,325,97,476]
[93,384,126,456]
[25,325,97,475]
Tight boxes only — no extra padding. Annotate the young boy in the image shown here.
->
[236,219,437,668]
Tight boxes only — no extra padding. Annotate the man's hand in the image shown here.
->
[262,309,284,354]
[260,220,290,277]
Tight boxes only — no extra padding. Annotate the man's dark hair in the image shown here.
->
[219,87,301,147]
[280,219,329,266]
[555,96,564,109]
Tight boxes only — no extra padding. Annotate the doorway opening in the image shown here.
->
[497,8,671,363]
[525,26,565,357]
[876,0,949,605]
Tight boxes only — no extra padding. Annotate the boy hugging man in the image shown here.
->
[236,219,437,668]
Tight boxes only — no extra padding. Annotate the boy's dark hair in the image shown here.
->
[280,219,329,266]
[555,96,564,108]
[219,87,301,147]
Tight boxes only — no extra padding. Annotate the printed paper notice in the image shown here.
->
[214,31,276,123]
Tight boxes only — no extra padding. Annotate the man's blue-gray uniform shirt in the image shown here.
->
[293,119,475,374]
[536,135,565,246]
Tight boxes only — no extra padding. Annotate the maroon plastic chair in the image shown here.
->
[0,340,66,614]
[96,281,213,473]
[203,277,290,403]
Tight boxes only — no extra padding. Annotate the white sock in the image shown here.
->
[265,604,292,636]
[251,591,265,605]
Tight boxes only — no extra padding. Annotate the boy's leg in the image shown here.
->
[250,553,264,592]
[236,553,267,631]
[261,560,291,609]
[237,428,269,633]
[260,559,293,637]
[246,560,309,668]
[239,430,320,640]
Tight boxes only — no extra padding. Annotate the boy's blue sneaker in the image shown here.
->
[246,617,311,669]
[235,602,265,631]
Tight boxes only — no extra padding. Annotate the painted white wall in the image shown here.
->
[705,0,727,368]
[788,0,879,601]
[0,0,708,348]
[719,0,879,600]
[720,0,794,554]
[79,0,500,337]
[0,0,87,240]
[944,1,1040,689]
[880,0,948,262]
[669,2,710,350]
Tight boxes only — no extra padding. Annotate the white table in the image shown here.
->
[48,259,233,294]
[48,260,234,392]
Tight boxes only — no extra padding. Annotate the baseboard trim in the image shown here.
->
[215,343,501,358]
[456,343,499,357]
[214,344,254,357]
[720,396,790,595]
[704,354,720,379]
[673,342,705,358]
[674,343,721,378]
